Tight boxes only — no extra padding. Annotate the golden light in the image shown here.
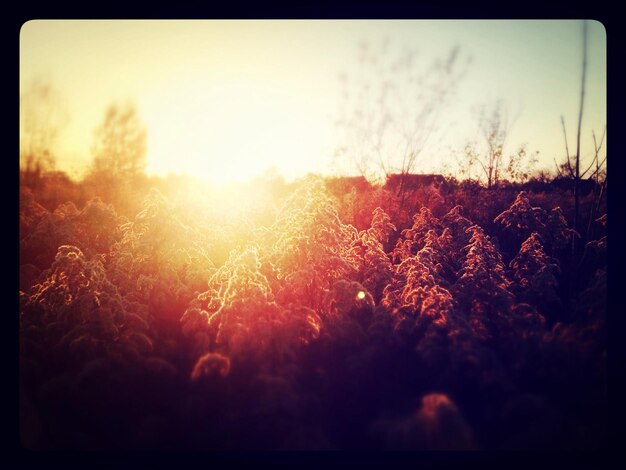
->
[20,20,607,182]
[166,174,276,225]
[356,290,366,300]
[143,77,329,184]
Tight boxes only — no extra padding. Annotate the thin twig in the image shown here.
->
[554,158,564,178]
[561,116,575,178]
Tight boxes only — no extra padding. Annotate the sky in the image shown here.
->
[19,20,606,184]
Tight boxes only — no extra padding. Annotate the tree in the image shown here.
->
[555,21,606,244]
[19,79,68,185]
[91,101,147,178]
[334,38,468,194]
[460,100,537,189]
[573,20,588,238]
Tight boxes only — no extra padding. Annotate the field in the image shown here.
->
[19,171,607,450]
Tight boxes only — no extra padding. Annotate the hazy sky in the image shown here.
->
[20,20,606,183]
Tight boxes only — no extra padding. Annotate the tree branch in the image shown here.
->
[560,115,575,178]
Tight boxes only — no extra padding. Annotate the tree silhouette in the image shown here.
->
[335,38,468,193]
[554,21,607,246]
[460,100,537,188]
[91,101,147,179]
[19,79,68,185]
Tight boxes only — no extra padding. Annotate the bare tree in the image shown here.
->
[460,100,537,188]
[554,21,606,247]
[91,101,147,179]
[573,20,588,237]
[335,38,469,198]
[19,79,68,185]
[584,127,607,240]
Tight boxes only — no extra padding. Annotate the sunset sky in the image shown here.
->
[20,20,606,183]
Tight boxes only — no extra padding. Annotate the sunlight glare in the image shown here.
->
[143,72,329,185]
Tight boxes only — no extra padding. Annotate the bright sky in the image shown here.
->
[20,20,606,183]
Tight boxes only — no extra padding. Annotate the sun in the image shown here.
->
[143,75,331,185]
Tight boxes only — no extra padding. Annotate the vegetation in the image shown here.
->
[19,168,607,450]
[19,79,68,187]
[460,100,539,188]
[18,21,606,451]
